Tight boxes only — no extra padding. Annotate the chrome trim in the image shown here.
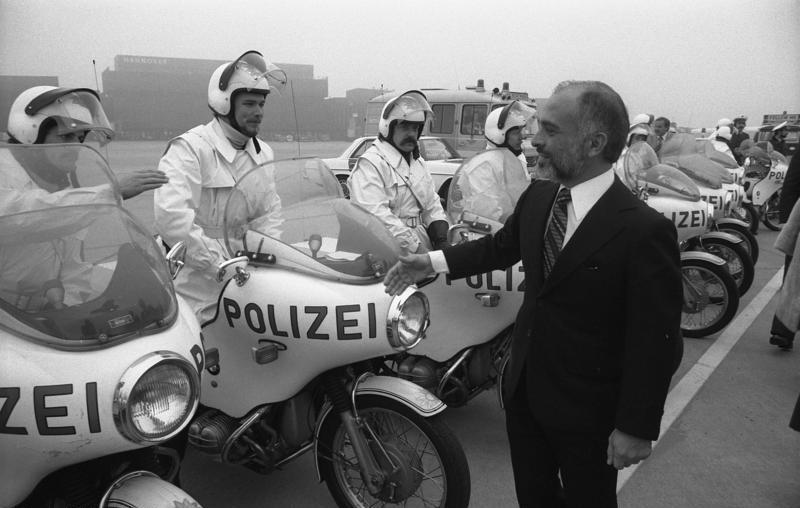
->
[113,351,200,445]
[437,348,473,398]
[386,288,430,350]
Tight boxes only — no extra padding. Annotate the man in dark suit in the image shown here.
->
[383,80,683,507]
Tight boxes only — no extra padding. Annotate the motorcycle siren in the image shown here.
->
[7,86,114,145]
[208,50,287,116]
[378,90,433,138]
[717,126,732,140]
[485,100,537,146]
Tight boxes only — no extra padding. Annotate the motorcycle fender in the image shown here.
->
[312,375,446,481]
[681,250,727,266]
[699,231,743,244]
[715,217,749,230]
[100,470,203,507]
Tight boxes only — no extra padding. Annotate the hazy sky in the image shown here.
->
[1,0,798,129]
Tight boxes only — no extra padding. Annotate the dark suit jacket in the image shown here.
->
[444,176,683,440]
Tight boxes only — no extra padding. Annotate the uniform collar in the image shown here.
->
[375,137,411,167]
[210,118,260,163]
[564,168,614,222]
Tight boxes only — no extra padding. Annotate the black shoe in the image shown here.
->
[770,335,794,351]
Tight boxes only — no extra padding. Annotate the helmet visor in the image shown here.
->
[30,89,114,145]
[384,92,434,124]
[498,101,536,130]
[221,51,287,93]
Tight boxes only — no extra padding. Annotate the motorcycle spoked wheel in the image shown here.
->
[318,395,471,508]
[729,202,759,234]
[716,221,760,265]
[681,258,740,338]
[762,193,783,231]
[698,238,754,295]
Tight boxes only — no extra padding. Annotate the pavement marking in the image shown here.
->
[617,267,785,492]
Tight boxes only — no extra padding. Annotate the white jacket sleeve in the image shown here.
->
[0,185,114,215]
[154,139,227,277]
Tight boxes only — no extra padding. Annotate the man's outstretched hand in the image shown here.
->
[118,169,169,200]
[383,253,435,295]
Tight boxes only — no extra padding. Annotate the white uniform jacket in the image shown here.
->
[154,118,276,321]
[347,138,447,253]
[0,148,114,310]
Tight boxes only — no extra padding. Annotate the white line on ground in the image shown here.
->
[617,267,785,491]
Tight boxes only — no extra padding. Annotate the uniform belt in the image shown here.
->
[400,216,422,227]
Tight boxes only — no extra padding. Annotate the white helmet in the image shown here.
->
[208,50,286,116]
[7,86,114,145]
[485,101,537,146]
[717,118,733,128]
[631,113,651,127]
[378,90,433,138]
[717,126,732,140]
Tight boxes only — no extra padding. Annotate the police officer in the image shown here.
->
[4,86,167,208]
[485,100,537,171]
[347,90,449,254]
[2,86,167,310]
[154,50,285,322]
[712,126,735,158]
[730,115,750,163]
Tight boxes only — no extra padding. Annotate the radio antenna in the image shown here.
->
[92,59,101,94]
[289,80,301,156]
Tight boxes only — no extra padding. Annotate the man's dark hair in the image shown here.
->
[655,116,670,128]
[553,80,629,163]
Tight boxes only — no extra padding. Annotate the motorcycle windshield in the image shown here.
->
[642,164,702,201]
[447,149,530,233]
[621,141,659,192]
[0,145,178,348]
[223,158,401,282]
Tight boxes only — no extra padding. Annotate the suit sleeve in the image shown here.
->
[779,154,800,224]
[616,216,683,440]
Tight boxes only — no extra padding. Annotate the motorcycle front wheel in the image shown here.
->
[716,221,759,265]
[698,237,754,295]
[681,258,740,338]
[729,202,759,233]
[318,395,471,508]
[762,192,783,231]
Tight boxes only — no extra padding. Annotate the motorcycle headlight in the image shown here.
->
[114,352,200,444]
[386,288,430,351]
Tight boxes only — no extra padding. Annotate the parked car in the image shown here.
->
[322,136,464,199]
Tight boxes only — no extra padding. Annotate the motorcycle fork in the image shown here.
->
[323,371,394,497]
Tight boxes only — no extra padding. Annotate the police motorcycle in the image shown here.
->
[179,158,470,507]
[0,143,202,507]
[372,149,529,408]
[658,134,756,295]
[740,146,787,232]
[620,141,740,338]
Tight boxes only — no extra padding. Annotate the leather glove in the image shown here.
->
[426,220,450,250]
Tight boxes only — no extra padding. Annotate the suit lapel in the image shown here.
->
[540,178,635,293]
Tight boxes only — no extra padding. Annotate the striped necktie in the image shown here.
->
[542,187,571,278]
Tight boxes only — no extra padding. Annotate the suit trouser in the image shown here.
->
[505,370,618,508]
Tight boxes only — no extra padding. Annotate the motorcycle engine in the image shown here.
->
[397,356,439,391]
[188,410,237,454]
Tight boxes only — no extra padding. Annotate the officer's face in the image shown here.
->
[392,121,420,153]
[506,127,523,151]
[233,92,266,137]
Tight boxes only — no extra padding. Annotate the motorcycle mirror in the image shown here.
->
[165,241,187,280]
[308,234,322,259]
